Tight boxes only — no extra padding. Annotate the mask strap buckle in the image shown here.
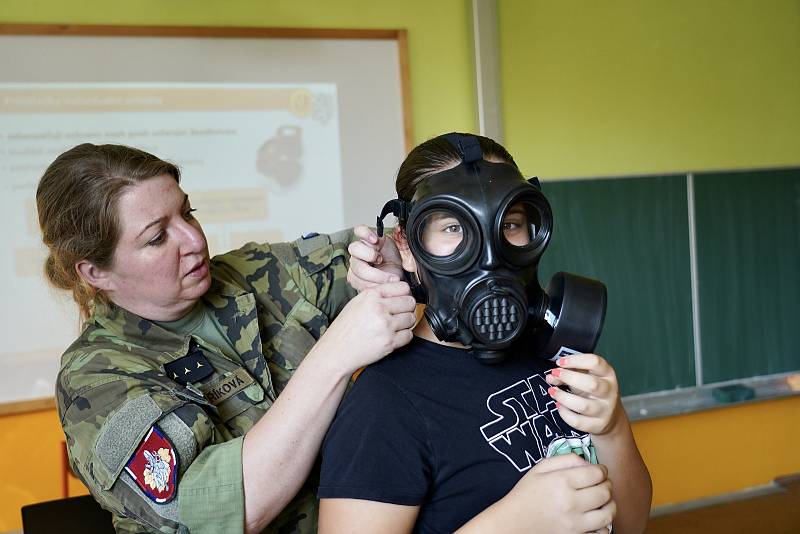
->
[443,133,483,165]
[376,199,409,237]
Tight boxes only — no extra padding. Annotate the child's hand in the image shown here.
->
[460,454,615,534]
[545,353,623,436]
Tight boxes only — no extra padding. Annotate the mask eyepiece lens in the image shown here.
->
[418,209,467,258]
[500,200,542,248]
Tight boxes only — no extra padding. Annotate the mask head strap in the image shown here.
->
[376,198,409,237]
[375,199,426,303]
[443,133,483,165]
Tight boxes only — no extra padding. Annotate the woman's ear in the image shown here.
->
[75,260,113,291]
[393,227,418,273]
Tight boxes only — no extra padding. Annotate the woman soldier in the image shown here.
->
[37,143,416,533]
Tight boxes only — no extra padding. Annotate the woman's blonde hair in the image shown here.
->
[36,143,180,319]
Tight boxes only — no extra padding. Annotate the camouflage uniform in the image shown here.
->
[57,231,357,533]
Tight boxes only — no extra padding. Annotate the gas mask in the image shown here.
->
[376,134,607,364]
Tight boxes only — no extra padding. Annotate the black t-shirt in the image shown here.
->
[319,337,591,533]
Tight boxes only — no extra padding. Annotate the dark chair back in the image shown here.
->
[21,494,115,534]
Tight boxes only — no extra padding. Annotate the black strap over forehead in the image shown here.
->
[443,133,483,165]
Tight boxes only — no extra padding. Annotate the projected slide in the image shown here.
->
[0,83,343,402]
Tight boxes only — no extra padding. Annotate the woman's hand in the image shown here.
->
[315,280,416,372]
[243,281,415,533]
[458,454,616,534]
[347,225,404,291]
[545,353,623,436]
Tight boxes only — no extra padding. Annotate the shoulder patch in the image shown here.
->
[328,227,355,247]
[124,426,178,504]
[295,232,330,257]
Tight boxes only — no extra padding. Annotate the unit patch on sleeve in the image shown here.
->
[124,426,178,503]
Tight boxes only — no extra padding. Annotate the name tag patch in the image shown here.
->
[199,367,255,405]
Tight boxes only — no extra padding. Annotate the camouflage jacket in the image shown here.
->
[57,231,357,533]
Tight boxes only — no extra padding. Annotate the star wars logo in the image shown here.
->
[480,374,583,472]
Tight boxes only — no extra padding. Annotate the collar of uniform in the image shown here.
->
[204,273,251,300]
[88,266,263,363]
[85,300,223,408]
[89,299,190,359]
[87,263,249,344]
[200,275,267,379]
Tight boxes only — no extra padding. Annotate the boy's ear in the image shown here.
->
[75,260,113,291]
[393,228,418,273]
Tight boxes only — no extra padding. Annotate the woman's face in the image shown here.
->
[99,174,211,321]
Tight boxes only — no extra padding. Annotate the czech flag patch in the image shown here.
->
[124,426,178,503]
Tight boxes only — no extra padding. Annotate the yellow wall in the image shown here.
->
[499,0,800,177]
[634,396,800,506]
[2,0,800,531]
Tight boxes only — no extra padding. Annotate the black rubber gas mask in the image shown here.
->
[377,134,607,364]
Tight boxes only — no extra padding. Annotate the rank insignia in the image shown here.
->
[164,348,213,385]
[124,426,178,503]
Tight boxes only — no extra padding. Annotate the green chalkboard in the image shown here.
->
[694,168,800,383]
[539,175,696,396]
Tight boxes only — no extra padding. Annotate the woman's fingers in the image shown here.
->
[574,479,613,511]
[557,353,612,376]
[552,400,586,430]
[564,462,607,491]
[384,295,417,315]
[348,239,382,266]
[548,386,601,417]
[546,353,624,435]
[391,311,418,332]
[580,499,617,533]
[327,284,416,368]
[376,286,416,334]
[375,281,411,298]
[347,256,401,290]
[347,232,404,291]
[547,368,610,399]
[353,224,378,244]
[530,452,588,474]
